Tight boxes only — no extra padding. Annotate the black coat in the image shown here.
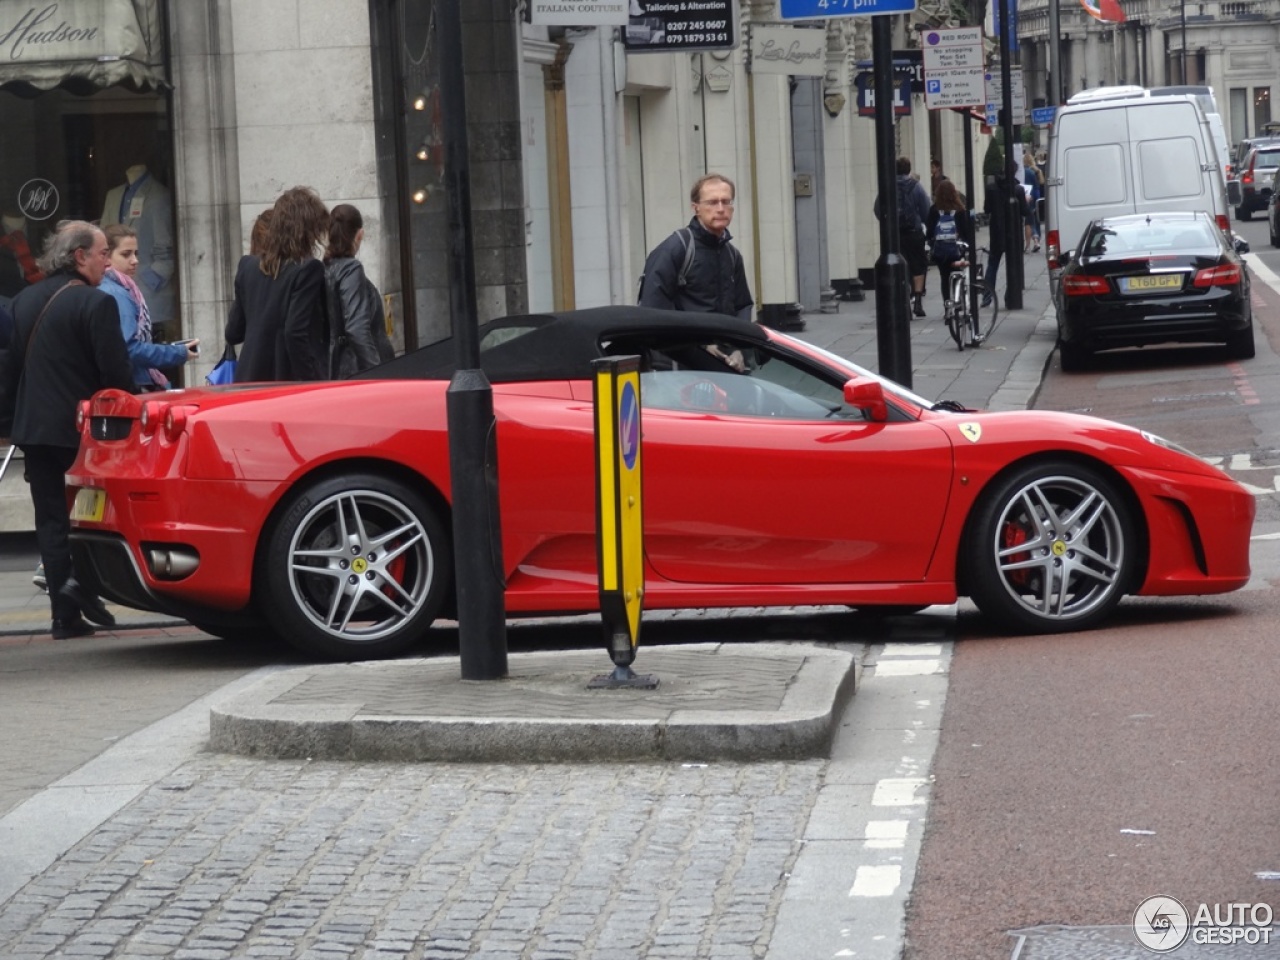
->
[324,257,394,378]
[0,270,135,447]
[225,255,326,382]
[638,218,754,320]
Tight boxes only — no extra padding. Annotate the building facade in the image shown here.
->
[1017,0,1279,149]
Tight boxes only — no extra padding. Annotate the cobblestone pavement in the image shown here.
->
[1,755,823,960]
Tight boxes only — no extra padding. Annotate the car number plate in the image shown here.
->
[71,488,106,522]
[1121,274,1182,293]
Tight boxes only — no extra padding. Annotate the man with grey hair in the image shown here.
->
[0,220,134,640]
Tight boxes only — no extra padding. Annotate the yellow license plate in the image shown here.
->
[1124,274,1182,292]
[71,488,106,522]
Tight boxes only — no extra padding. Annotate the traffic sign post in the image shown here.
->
[1031,105,1058,127]
[985,67,1027,127]
[921,26,984,110]
[778,0,917,389]
[779,0,918,20]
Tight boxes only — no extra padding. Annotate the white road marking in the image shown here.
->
[872,778,928,807]
[865,820,909,849]
[850,864,902,897]
[875,659,941,677]
[881,643,943,657]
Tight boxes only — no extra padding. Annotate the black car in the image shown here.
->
[1235,143,1280,220]
[1056,212,1253,371]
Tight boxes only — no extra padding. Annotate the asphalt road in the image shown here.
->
[902,215,1280,960]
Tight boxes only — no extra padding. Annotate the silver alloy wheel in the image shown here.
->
[990,473,1126,622]
[285,488,434,642]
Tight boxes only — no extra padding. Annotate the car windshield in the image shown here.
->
[1084,219,1218,257]
[771,333,938,410]
[1255,150,1280,168]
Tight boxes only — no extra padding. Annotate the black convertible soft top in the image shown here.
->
[358,305,770,383]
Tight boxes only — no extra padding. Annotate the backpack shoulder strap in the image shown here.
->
[675,228,696,288]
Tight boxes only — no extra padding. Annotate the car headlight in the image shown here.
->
[1141,430,1200,459]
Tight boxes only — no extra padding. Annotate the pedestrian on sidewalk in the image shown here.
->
[981,162,1026,307]
[874,157,932,318]
[0,221,134,639]
[1023,154,1043,253]
[930,157,949,202]
[638,172,754,371]
[926,180,975,304]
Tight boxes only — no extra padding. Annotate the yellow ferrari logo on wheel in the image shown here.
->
[959,422,982,443]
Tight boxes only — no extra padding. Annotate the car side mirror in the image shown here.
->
[1061,249,1075,266]
[1234,235,1251,255]
[843,378,887,422]
[1227,179,1243,207]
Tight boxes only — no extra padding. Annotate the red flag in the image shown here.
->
[1080,0,1127,22]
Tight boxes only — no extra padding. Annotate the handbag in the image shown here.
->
[205,342,238,386]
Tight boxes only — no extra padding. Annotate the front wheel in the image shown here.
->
[261,472,452,660]
[962,461,1137,634]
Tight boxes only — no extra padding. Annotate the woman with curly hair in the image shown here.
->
[225,186,329,381]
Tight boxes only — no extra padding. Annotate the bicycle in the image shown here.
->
[942,241,998,351]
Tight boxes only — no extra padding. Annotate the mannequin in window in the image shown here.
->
[101,162,176,337]
[0,211,44,303]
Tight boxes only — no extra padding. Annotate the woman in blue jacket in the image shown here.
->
[100,225,197,389]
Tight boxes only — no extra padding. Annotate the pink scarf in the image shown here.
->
[107,267,167,387]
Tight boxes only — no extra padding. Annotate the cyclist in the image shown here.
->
[925,179,975,310]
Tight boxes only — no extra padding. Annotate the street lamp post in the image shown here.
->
[1180,0,1188,82]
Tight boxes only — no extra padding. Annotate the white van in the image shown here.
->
[1046,93,1235,274]
[1148,85,1233,179]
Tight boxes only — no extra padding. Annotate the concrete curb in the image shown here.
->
[209,642,860,763]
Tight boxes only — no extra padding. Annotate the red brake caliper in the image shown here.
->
[1001,521,1031,587]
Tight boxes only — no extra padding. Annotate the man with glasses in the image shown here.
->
[638,174,755,370]
[0,221,134,640]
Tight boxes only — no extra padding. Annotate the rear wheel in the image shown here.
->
[1058,338,1089,372]
[261,472,452,660]
[1227,318,1256,360]
[963,460,1136,634]
[1236,205,1252,222]
[1269,215,1278,247]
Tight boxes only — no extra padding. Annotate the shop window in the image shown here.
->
[0,87,179,340]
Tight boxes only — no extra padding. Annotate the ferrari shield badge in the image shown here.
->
[959,422,982,443]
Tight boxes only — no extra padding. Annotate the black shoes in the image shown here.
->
[51,617,95,640]
[912,296,926,318]
[58,578,116,628]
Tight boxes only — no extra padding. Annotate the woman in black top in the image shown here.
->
[225,187,329,382]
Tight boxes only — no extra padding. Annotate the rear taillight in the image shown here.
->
[163,406,190,442]
[139,400,165,436]
[1216,214,1231,233]
[1062,275,1110,296]
[1046,230,1060,270]
[1193,264,1242,287]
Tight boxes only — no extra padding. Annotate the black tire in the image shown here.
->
[963,460,1137,634]
[261,472,452,660]
[1227,318,1256,360]
[1236,205,1252,222]
[1058,338,1089,372]
[1269,218,1278,248]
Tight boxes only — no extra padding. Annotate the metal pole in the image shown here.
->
[963,112,977,328]
[872,16,911,389]
[438,0,508,681]
[999,0,1024,310]
[1180,0,1188,83]
[1048,0,1062,105]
